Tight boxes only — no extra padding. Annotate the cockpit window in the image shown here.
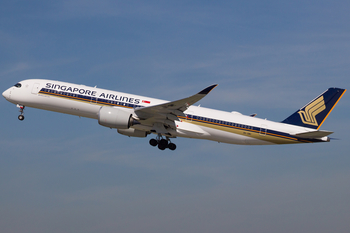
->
[14,83,22,88]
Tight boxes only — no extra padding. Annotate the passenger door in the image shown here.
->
[31,83,40,94]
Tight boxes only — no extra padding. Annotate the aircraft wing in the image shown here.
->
[134,84,217,135]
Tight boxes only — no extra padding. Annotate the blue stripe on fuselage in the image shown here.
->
[40,88,320,143]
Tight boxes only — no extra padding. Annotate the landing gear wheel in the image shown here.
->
[159,139,168,147]
[158,139,168,150]
[168,143,176,151]
[17,105,25,121]
[158,144,167,150]
[149,139,158,147]
[149,134,177,150]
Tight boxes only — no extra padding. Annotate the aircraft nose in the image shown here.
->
[2,89,10,99]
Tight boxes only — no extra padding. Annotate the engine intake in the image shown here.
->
[98,106,138,129]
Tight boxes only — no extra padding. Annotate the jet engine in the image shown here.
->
[98,106,138,129]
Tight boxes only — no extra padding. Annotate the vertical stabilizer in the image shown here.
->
[282,88,346,129]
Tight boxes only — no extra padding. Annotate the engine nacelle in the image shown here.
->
[98,106,135,129]
[117,128,147,138]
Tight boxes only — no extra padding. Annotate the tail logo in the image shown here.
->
[298,96,326,126]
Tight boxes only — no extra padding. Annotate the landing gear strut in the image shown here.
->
[17,104,25,121]
[149,135,177,151]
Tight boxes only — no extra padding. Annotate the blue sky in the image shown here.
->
[1,1,349,232]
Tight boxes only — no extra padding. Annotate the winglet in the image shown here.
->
[198,84,218,95]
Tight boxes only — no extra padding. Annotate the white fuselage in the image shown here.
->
[2,79,323,145]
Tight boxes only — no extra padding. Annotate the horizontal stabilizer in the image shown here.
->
[293,130,333,139]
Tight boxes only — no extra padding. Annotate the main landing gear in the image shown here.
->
[17,104,25,121]
[149,135,177,151]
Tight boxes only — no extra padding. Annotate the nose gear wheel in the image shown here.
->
[17,105,25,121]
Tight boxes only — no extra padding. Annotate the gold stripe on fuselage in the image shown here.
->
[179,117,309,144]
[40,90,312,144]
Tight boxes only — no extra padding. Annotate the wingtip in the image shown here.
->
[198,84,218,95]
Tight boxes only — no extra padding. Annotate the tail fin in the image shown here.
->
[282,87,346,130]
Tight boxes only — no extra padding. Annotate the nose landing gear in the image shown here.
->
[17,104,25,121]
[149,135,177,151]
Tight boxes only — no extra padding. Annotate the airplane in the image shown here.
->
[2,79,346,150]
